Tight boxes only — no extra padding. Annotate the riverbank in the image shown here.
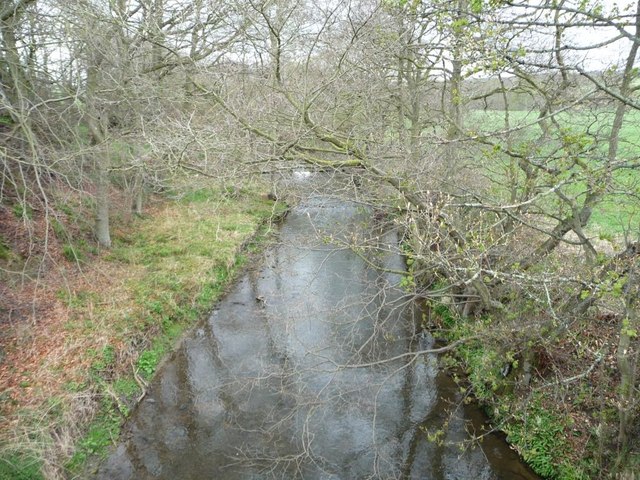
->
[431,276,628,479]
[0,184,285,479]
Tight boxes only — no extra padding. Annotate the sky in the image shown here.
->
[563,0,636,70]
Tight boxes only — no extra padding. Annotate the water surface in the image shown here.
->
[97,191,540,480]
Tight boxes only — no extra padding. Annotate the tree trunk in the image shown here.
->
[616,263,639,462]
[0,3,35,111]
[133,169,144,216]
[95,157,111,248]
[85,54,112,248]
[444,0,467,179]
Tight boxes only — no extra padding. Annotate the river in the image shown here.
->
[96,178,541,480]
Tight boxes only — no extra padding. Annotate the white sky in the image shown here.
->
[562,0,636,70]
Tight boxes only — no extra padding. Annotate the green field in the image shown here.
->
[466,109,640,235]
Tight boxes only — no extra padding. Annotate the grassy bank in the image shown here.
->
[430,297,627,479]
[0,183,285,479]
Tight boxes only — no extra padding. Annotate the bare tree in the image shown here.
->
[185,0,640,475]
[3,0,640,476]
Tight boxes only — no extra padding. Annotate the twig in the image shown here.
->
[337,336,479,369]
[537,353,604,389]
[131,359,148,403]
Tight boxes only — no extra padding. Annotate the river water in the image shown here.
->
[97,182,541,480]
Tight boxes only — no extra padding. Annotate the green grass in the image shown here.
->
[12,203,33,220]
[503,393,590,480]
[177,187,222,203]
[0,114,14,126]
[589,194,640,235]
[65,400,121,473]
[55,289,99,309]
[113,378,139,398]
[466,108,640,234]
[0,452,44,480]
